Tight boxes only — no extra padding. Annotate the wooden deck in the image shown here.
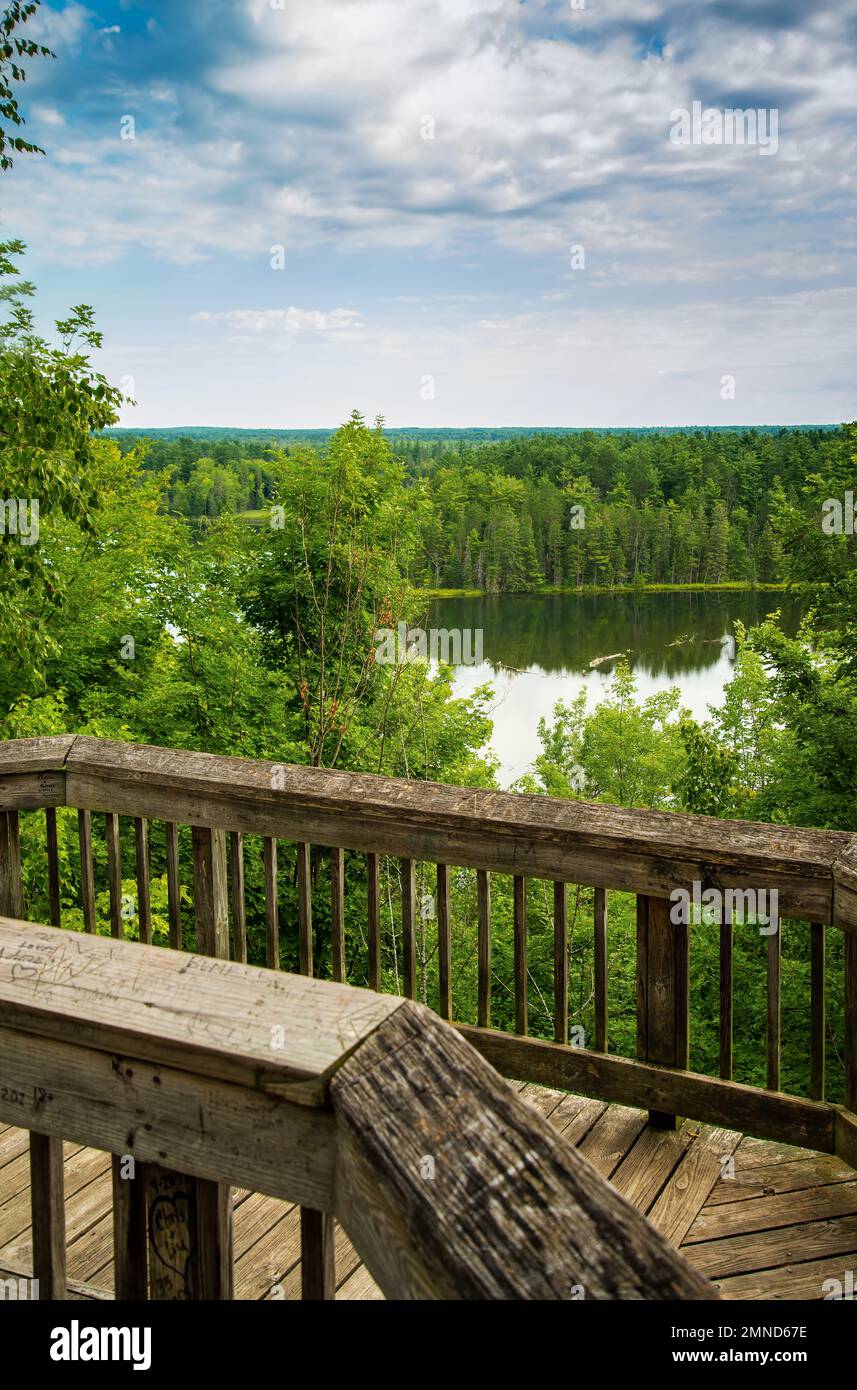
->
[3,1081,855,1301]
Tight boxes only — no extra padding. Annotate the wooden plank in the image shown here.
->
[477,869,490,1029]
[810,922,825,1101]
[77,811,96,934]
[593,885,607,1052]
[767,922,781,1091]
[513,875,527,1037]
[720,914,733,1080]
[297,842,312,977]
[456,1024,836,1152]
[576,1105,647,1180]
[611,1121,697,1214]
[105,813,122,939]
[29,1131,66,1299]
[263,836,279,970]
[330,1001,715,1300]
[684,1179,857,1243]
[330,847,345,984]
[165,821,182,951]
[436,863,451,1020]
[734,1134,818,1169]
[400,858,415,1000]
[0,917,403,1099]
[833,835,857,933]
[682,1212,857,1280]
[553,881,567,1045]
[0,735,77,775]
[63,735,850,922]
[135,817,152,946]
[230,831,246,964]
[366,852,380,991]
[300,1207,335,1300]
[0,1019,338,1213]
[717,1252,857,1302]
[706,1153,856,1206]
[647,1125,742,1246]
[549,1094,608,1147]
[112,1154,148,1299]
[45,807,61,928]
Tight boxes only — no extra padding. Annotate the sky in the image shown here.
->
[2,0,856,428]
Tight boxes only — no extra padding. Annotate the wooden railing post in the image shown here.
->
[636,894,689,1129]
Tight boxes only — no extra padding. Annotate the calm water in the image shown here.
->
[426,591,805,786]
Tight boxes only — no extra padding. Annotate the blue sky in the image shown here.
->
[3,0,856,427]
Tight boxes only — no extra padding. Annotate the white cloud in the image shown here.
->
[193,307,363,332]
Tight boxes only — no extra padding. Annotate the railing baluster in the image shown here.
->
[230,831,247,964]
[477,869,491,1028]
[0,810,11,915]
[719,905,733,1080]
[554,881,568,1045]
[637,894,689,1128]
[846,927,857,1114]
[135,817,152,945]
[810,922,826,1101]
[297,841,312,976]
[77,810,96,933]
[7,809,23,918]
[165,821,182,950]
[300,1207,335,1301]
[112,1154,148,1300]
[330,846,345,982]
[767,921,781,1091]
[30,1132,66,1299]
[401,858,416,999]
[264,836,279,969]
[594,886,608,1053]
[514,875,527,1036]
[367,851,381,990]
[106,812,122,938]
[437,863,451,1019]
[45,807,61,927]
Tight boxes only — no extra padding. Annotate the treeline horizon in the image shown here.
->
[111,424,849,592]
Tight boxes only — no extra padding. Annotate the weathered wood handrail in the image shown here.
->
[1,733,856,1296]
[0,918,714,1300]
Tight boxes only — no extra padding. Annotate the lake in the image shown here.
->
[426,590,805,786]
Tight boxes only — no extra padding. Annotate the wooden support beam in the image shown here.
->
[636,894,689,1128]
[77,810,96,933]
[165,821,182,950]
[514,875,527,1037]
[29,1131,66,1299]
[263,836,279,970]
[593,886,608,1053]
[332,1001,715,1300]
[135,817,152,946]
[229,831,246,964]
[297,841,312,976]
[45,807,61,927]
[553,881,568,1046]
[106,812,122,939]
[300,1207,335,1300]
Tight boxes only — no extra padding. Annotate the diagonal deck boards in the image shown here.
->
[2,1084,855,1301]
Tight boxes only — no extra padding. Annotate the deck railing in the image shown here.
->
[0,734,855,1298]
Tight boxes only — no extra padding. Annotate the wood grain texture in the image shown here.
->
[60,736,850,922]
[135,817,152,946]
[165,821,182,951]
[263,836,279,970]
[297,841,312,977]
[45,808,61,928]
[112,1154,148,1300]
[0,917,403,1099]
[105,812,122,940]
[330,1001,715,1300]
[300,1207,335,1300]
[229,831,246,964]
[457,1024,836,1152]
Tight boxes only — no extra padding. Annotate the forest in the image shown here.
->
[109,423,848,592]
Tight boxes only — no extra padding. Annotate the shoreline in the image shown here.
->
[420,582,791,599]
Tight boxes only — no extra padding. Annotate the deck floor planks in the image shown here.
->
[2,1079,856,1301]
